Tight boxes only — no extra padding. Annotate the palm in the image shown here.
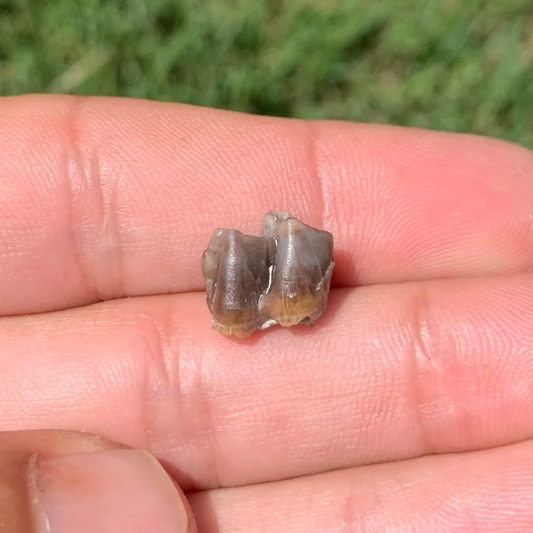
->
[2,94,533,531]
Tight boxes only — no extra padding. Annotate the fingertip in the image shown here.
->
[33,449,194,533]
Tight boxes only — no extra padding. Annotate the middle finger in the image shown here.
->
[0,274,532,489]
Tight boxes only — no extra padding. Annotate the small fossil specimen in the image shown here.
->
[201,211,334,337]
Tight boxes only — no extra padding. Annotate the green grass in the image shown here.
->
[1,0,532,148]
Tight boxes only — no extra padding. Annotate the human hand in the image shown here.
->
[1,94,533,532]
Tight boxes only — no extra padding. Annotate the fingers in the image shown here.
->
[1,95,533,314]
[0,430,195,533]
[1,274,532,489]
[189,439,533,533]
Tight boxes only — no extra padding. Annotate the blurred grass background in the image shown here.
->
[0,0,532,148]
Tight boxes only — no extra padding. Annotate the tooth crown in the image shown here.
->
[201,211,334,337]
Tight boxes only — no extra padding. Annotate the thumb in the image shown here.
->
[0,430,195,533]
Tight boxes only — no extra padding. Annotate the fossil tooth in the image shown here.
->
[201,229,271,338]
[259,215,334,328]
[202,211,334,337]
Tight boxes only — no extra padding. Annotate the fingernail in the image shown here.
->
[30,449,190,533]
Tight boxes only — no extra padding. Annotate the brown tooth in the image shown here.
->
[259,215,334,328]
[202,228,271,337]
[201,211,334,338]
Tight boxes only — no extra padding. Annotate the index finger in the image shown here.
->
[1,94,532,315]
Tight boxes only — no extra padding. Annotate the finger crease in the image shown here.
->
[407,283,439,455]
[192,345,224,488]
[64,96,126,302]
[63,96,97,300]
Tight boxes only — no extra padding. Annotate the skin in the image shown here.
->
[1,94,533,531]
